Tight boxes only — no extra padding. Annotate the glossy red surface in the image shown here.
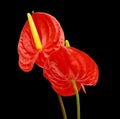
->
[43,46,99,96]
[18,12,65,72]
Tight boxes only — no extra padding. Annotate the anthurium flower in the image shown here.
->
[17,12,65,72]
[43,46,99,96]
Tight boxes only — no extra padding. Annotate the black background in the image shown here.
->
[2,0,118,119]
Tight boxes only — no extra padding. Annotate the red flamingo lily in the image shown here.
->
[17,12,65,72]
[43,45,99,96]
[17,12,99,119]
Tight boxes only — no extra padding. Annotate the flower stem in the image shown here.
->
[57,94,67,119]
[72,80,80,119]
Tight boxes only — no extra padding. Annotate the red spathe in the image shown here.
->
[43,46,99,96]
[18,12,65,72]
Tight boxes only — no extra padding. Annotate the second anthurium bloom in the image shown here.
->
[18,12,65,72]
[43,45,99,96]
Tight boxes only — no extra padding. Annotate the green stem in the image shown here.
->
[57,94,67,119]
[72,80,80,119]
